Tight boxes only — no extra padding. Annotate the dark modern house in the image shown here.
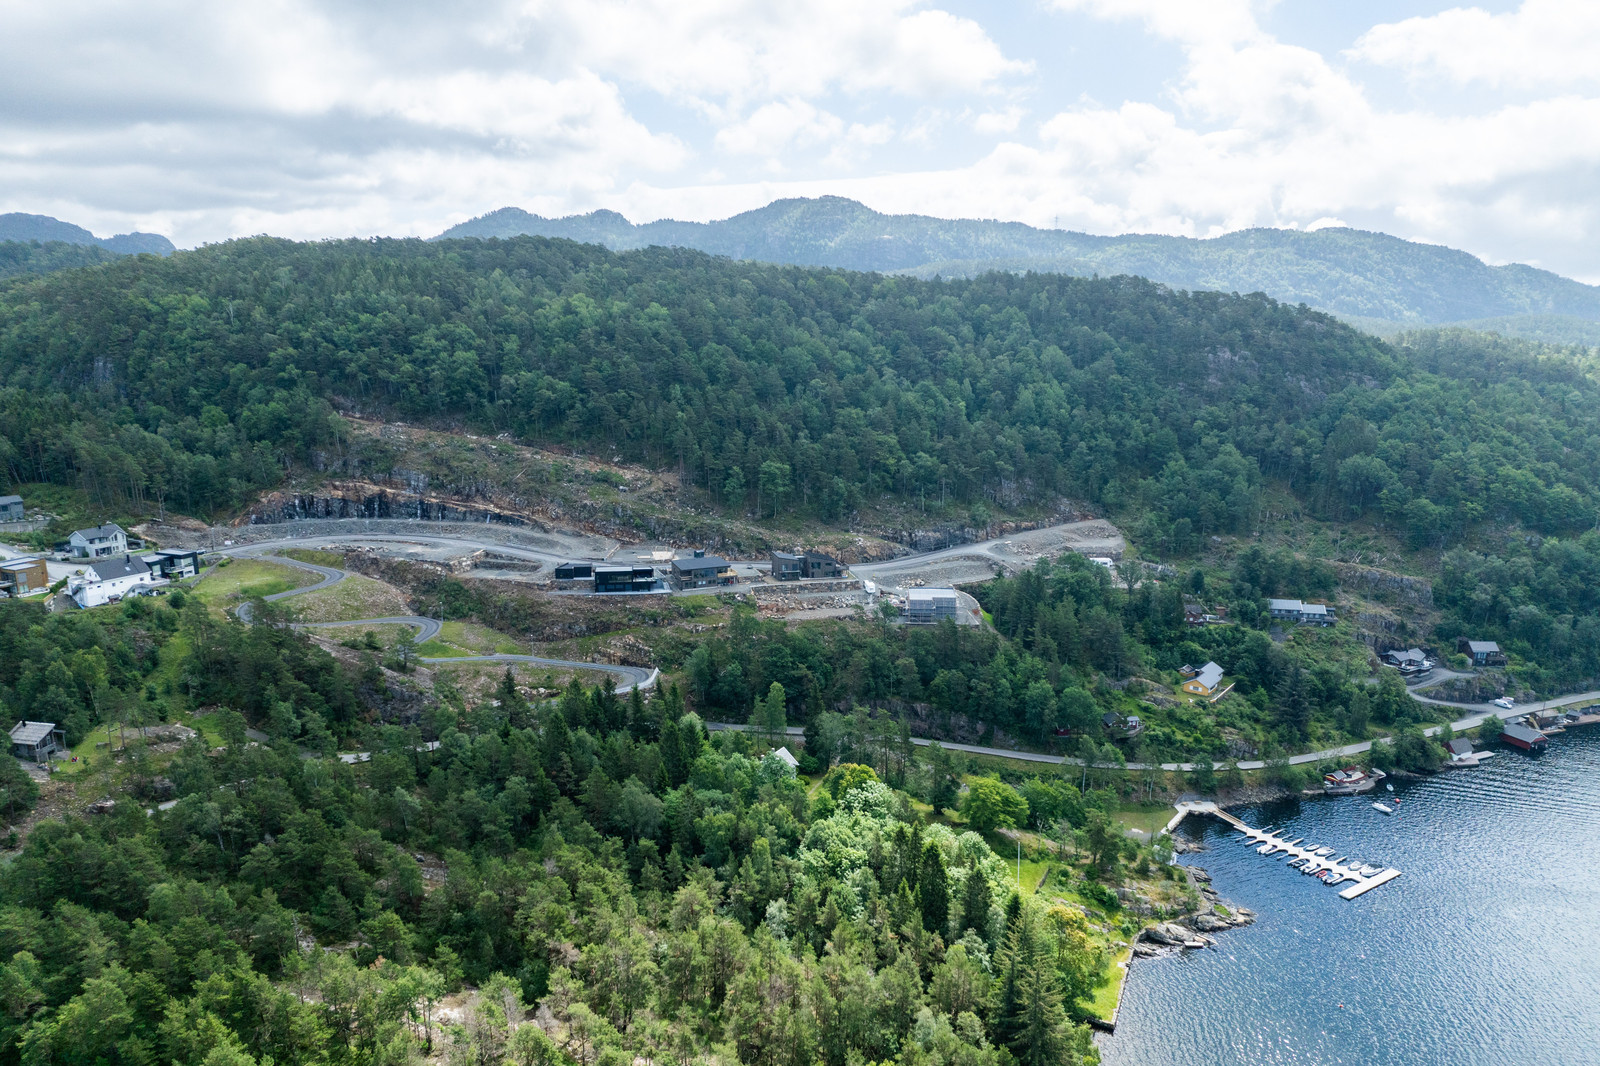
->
[771,552,803,581]
[802,552,844,578]
[146,549,203,580]
[553,562,594,580]
[593,564,657,593]
[671,551,735,590]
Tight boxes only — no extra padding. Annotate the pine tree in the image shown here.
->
[917,840,948,935]
[962,866,991,940]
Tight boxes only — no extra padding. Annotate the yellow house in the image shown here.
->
[1181,661,1224,697]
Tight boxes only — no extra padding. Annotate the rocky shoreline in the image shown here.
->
[1132,865,1256,958]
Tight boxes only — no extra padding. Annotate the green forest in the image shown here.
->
[3,237,1600,548]
[0,593,1149,1066]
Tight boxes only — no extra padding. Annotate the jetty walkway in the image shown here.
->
[1164,801,1402,900]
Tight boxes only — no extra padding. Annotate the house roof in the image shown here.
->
[9,721,57,746]
[907,588,958,602]
[1502,723,1546,744]
[0,558,42,572]
[672,555,730,572]
[1466,641,1501,654]
[0,495,21,506]
[1299,603,1330,616]
[87,556,150,581]
[1193,662,1224,689]
[1268,598,1304,611]
[71,523,125,541]
[1447,738,1474,755]
[771,551,802,562]
[149,548,200,559]
[771,746,799,768]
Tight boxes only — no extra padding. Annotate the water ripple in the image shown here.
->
[1100,731,1600,1066]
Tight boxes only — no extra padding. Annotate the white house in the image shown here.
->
[69,555,157,607]
[68,523,128,559]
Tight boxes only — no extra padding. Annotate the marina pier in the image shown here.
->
[1165,801,1402,900]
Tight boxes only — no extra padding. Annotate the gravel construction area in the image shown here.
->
[154,518,620,562]
[853,519,1125,588]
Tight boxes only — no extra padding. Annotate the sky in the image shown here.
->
[6,0,1600,280]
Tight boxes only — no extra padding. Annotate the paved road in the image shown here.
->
[221,551,658,693]
[214,527,1600,770]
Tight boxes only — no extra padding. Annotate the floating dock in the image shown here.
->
[1165,801,1402,900]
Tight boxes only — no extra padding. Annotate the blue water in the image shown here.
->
[1101,731,1600,1066]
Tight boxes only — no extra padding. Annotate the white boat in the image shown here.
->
[1315,847,1334,857]
[1372,802,1394,814]
[1359,864,1384,876]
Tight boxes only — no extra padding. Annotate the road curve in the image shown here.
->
[213,529,1597,768]
[220,551,657,693]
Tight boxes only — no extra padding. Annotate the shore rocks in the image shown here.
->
[1192,913,1230,932]
[1143,922,1191,946]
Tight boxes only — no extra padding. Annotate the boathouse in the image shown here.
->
[1500,722,1547,751]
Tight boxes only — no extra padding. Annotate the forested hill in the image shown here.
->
[3,235,1600,555]
[436,197,1600,327]
[0,213,175,257]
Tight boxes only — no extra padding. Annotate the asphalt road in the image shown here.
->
[224,550,657,692]
[216,526,1596,770]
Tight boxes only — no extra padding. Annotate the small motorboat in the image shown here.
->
[1372,802,1394,815]
[1287,857,1307,869]
[1314,847,1334,857]
[1359,864,1384,876]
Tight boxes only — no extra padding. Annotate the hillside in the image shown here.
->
[0,212,175,257]
[437,197,1600,328]
[4,234,1600,559]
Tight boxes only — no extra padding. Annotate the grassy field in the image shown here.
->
[1085,948,1132,1024]
[281,548,345,568]
[285,572,410,622]
[192,558,313,610]
[417,639,467,658]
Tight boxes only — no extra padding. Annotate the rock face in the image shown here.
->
[1192,913,1229,932]
[1143,923,1191,946]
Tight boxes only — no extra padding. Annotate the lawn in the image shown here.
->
[1084,948,1132,1025]
[1112,802,1177,840]
[281,548,345,568]
[285,572,410,622]
[439,621,524,655]
[417,639,467,658]
[192,558,314,610]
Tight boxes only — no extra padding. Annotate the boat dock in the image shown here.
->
[1165,801,1402,900]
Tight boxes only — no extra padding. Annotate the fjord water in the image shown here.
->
[1102,731,1600,1066]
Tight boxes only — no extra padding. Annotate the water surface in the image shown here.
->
[1101,731,1600,1066]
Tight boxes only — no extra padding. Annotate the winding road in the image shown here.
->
[222,547,657,693]
[207,524,1595,772]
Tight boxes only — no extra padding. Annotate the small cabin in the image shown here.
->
[1181,661,1225,697]
[10,721,64,763]
[1459,640,1507,667]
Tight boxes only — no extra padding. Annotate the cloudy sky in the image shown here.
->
[6,0,1600,279]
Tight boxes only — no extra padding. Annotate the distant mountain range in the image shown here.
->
[436,197,1600,336]
[0,213,174,256]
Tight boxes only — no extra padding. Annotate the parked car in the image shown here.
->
[1493,697,1516,710]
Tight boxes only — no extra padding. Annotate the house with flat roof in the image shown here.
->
[146,549,203,580]
[553,562,593,580]
[0,558,48,598]
[10,721,64,763]
[671,552,735,590]
[68,523,127,559]
[593,564,657,593]
[904,588,958,624]
[802,552,844,579]
[0,496,22,522]
[69,555,156,608]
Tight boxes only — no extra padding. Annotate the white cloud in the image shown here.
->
[1351,1,1600,91]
